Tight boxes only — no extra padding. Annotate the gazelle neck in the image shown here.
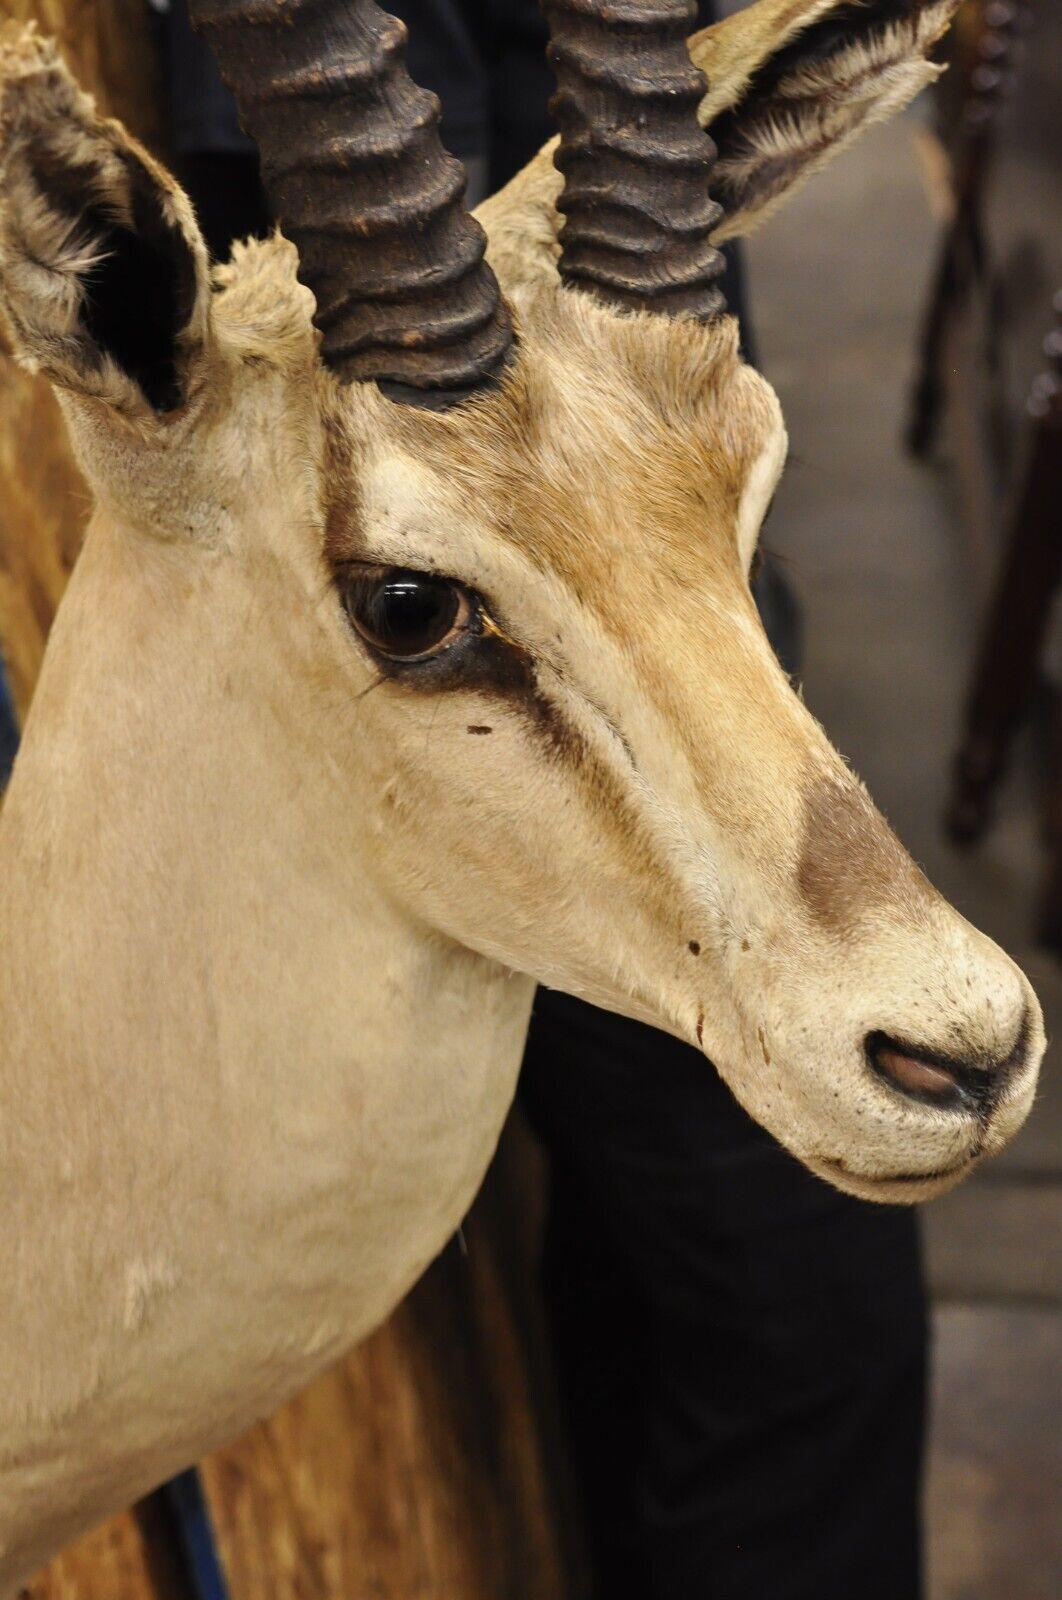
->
[0,516,535,1592]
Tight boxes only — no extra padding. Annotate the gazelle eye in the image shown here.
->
[341,567,472,661]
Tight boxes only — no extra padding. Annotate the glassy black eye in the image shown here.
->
[342,567,472,661]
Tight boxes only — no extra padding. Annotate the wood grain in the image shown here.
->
[19,1494,188,1600]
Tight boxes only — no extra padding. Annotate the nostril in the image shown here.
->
[875,1046,964,1102]
[866,1031,988,1112]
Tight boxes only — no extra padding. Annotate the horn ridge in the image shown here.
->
[190,0,513,402]
[543,0,726,320]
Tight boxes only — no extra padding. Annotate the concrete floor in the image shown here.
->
[745,80,1060,1600]
[927,1306,1060,1600]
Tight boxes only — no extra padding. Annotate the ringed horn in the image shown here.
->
[189,0,514,406]
[543,0,727,319]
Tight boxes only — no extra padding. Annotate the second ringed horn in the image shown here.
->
[543,0,727,320]
[189,0,514,406]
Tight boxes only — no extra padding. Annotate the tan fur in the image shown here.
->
[694,0,842,122]
[0,5,1041,1591]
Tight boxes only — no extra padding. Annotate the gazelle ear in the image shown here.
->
[0,27,210,415]
[692,0,958,242]
[478,0,957,304]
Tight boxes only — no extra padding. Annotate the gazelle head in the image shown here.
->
[0,0,1041,1212]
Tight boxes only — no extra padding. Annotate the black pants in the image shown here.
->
[161,3,927,1593]
[521,994,926,1599]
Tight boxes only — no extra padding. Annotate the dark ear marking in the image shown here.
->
[74,152,198,413]
[0,29,208,412]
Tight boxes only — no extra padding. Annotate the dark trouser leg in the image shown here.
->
[521,994,926,1600]
[160,0,271,261]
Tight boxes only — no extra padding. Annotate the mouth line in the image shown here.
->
[816,1150,978,1189]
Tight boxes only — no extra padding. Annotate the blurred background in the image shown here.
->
[740,1,1060,1591]
[0,1,1058,1597]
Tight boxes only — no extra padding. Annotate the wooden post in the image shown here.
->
[946,293,1062,850]
[905,0,1028,458]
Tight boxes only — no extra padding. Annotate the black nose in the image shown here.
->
[866,1013,1030,1114]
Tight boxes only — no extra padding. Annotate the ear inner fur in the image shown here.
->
[77,151,198,411]
[700,0,958,239]
[0,27,209,411]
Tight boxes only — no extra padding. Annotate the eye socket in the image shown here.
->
[341,566,473,662]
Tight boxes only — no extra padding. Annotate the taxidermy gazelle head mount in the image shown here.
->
[0,0,1043,1207]
[0,0,1045,1578]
